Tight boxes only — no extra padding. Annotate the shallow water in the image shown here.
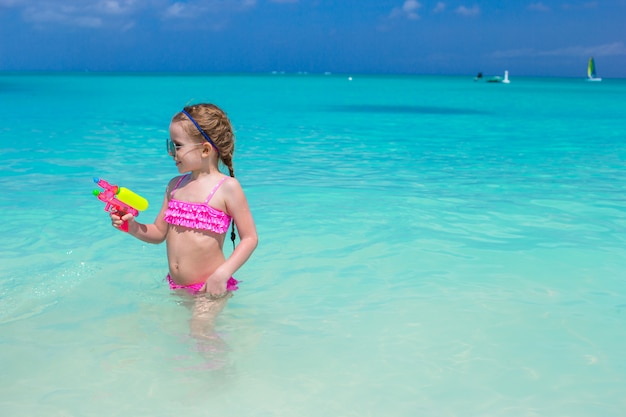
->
[1,73,626,416]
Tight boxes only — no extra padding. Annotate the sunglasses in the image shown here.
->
[166,138,205,158]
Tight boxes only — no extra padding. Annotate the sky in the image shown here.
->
[1,0,625,77]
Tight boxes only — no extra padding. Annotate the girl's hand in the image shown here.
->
[200,271,229,300]
[110,211,135,230]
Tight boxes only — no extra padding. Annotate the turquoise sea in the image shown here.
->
[1,73,625,416]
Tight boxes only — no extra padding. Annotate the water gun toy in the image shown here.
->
[93,177,149,232]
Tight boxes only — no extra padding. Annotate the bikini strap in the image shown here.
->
[205,177,228,204]
[170,174,190,197]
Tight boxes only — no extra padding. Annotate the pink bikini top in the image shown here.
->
[163,175,232,234]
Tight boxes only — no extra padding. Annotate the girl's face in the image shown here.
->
[168,121,207,172]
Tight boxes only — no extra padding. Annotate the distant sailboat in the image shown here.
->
[586,57,602,82]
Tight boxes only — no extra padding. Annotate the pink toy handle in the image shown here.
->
[106,201,139,232]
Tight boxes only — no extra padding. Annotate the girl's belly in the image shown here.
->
[166,227,225,285]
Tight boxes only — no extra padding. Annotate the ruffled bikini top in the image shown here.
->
[163,174,232,234]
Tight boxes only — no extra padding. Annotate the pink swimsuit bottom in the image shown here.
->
[167,274,239,295]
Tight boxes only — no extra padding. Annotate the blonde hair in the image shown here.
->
[173,103,235,177]
[173,103,238,245]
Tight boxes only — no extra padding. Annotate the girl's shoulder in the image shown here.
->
[165,174,189,195]
[218,175,242,192]
[169,174,189,185]
[217,176,248,206]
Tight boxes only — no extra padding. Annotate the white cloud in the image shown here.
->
[490,47,536,58]
[4,0,257,28]
[0,0,23,7]
[22,4,104,27]
[561,1,598,11]
[433,2,445,13]
[11,0,144,28]
[389,0,422,20]
[541,42,626,57]
[492,42,626,58]
[455,4,480,16]
[96,0,138,15]
[163,2,191,18]
[121,20,136,31]
[74,16,104,27]
[163,0,256,20]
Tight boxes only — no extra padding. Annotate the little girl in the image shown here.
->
[111,103,258,309]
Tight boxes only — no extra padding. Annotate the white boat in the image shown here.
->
[502,70,510,84]
[486,75,502,83]
[586,57,602,82]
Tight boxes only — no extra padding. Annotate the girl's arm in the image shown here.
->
[212,178,258,278]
